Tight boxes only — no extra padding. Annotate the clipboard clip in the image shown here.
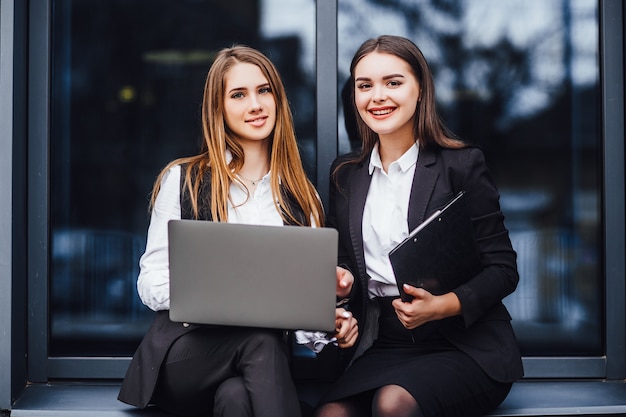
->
[406,190,466,240]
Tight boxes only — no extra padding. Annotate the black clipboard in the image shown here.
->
[389,191,482,302]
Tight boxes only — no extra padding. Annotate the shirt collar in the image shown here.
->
[368,142,419,175]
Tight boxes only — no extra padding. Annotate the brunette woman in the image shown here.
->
[315,35,523,417]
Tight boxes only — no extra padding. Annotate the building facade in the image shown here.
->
[1,0,624,411]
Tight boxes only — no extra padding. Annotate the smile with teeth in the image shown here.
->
[370,108,394,116]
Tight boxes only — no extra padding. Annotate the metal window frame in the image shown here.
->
[28,0,51,383]
[21,0,626,381]
[601,0,625,380]
[1,0,17,410]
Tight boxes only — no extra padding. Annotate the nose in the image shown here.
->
[372,85,386,103]
[249,93,262,113]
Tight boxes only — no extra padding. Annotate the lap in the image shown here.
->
[321,346,511,417]
[164,326,285,364]
[152,327,287,416]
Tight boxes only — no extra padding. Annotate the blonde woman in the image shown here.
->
[119,46,357,417]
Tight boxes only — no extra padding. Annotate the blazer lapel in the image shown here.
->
[347,149,439,272]
[407,148,438,231]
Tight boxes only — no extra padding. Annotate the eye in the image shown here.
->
[259,86,272,94]
[387,80,402,87]
[230,91,245,99]
[356,82,372,90]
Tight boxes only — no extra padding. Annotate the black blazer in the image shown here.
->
[118,166,308,408]
[328,146,524,383]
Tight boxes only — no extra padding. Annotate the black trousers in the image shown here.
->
[152,326,302,417]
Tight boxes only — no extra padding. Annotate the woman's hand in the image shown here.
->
[391,284,462,329]
[336,266,354,300]
[334,308,358,348]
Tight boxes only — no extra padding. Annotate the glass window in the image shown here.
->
[49,0,603,359]
[338,0,602,356]
[49,0,316,356]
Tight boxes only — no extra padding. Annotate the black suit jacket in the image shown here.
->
[328,146,524,383]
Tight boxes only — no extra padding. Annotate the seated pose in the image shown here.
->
[118,45,357,417]
[315,35,523,417]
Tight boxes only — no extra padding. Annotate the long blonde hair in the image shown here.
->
[150,45,323,226]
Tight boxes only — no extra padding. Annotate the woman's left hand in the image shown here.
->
[336,266,354,300]
[334,308,358,348]
[391,284,462,329]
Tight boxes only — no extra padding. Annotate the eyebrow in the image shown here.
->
[227,83,271,95]
[355,74,406,82]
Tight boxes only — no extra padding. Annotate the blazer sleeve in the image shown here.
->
[327,155,357,270]
[451,148,519,327]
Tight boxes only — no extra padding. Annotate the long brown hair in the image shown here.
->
[342,35,467,168]
[150,45,323,226]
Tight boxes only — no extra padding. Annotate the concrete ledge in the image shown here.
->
[11,384,168,417]
[487,381,626,416]
[9,380,626,416]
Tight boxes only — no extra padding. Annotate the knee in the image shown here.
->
[373,385,420,417]
[214,377,251,416]
[314,402,342,417]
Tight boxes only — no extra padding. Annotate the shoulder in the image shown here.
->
[331,149,361,165]
[331,150,366,174]
[329,150,368,191]
[424,144,486,169]
[434,143,482,157]
[159,164,182,190]
[151,164,182,216]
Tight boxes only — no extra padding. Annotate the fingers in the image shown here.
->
[338,323,358,347]
[392,287,445,330]
[401,283,423,298]
[334,308,358,348]
[336,266,354,299]
[392,287,429,329]
[393,306,418,330]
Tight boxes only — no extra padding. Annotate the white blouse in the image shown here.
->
[363,142,419,298]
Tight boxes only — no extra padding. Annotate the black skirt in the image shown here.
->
[320,297,512,417]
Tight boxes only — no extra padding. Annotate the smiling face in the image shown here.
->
[354,51,420,145]
[223,62,277,145]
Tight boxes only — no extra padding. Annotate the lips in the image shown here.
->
[246,116,268,127]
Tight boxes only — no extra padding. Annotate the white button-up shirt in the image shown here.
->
[363,142,419,298]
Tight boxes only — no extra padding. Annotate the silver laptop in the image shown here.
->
[168,220,338,332]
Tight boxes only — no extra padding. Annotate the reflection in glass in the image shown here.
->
[338,0,601,355]
[50,0,316,356]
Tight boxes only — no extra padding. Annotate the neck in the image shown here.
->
[239,141,270,180]
[378,135,416,172]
